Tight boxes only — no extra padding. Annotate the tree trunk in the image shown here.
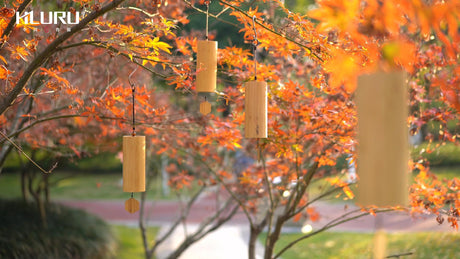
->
[166,237,194,259]
[27,170,47,228]
[43,173,50,207]
[0,143,13,175]
[248,226,261,259]
[21,171,28,202]
[264,216,285,259]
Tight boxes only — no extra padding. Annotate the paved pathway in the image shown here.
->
[155,224,264,259]
[60,199,453,232]
[60,197,454,258]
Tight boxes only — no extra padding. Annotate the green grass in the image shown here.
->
[0,171,193,200]
[3,151,122,172]
[112,225,159,259]
[412,142,460,167]
[430,166,460,180]
[264,232,460,259]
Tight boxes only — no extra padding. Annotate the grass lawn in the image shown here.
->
[430,166,460,180]
[113,225,159,259]
[265,232,460,259]
[412,142,460,167]
[0,171,195,200]
[306,165,460,204]
[0,165,457,201]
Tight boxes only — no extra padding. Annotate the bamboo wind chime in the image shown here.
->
[123,82,146,214]
[245,16,267,139]
[355,71,409,259]
[196,1,217,115]
[355,71,409,208]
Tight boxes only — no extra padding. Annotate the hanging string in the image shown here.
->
[205,1,210,40]
[252,15,258,80]
[128,68,138,137]
[257,138,261,163]
[131,83,136,136]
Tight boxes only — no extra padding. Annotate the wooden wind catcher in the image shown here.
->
[196,1,217,115]
[123,80,146,214]
[355,71,409,207]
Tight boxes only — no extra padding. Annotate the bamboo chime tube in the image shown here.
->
[196,40,217,93]
[123,135,146,192]
[245,80,267,138]
[355,71,409,207]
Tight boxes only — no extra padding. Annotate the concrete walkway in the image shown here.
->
[60,198,454,258]
[155,225,264,259]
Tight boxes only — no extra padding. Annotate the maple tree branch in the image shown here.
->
[0,0,33,50]
[165,199,239,259]
[289,185,345,220]
[274,208,394,259]
[386,252,414,258]
[0,130,52,175]
[217,0,323,62]
[289,161,319,215]
[58,41,182,66]
[260,153,279,252]
[116,6,159,17]
[56,40,103,50]
[194,204,239,240]
[89,42,169,78]
[1,114,82,144]
[150,186,206,252]
[0,111,136,146]
[0,0,128,116]
[183,0,241,30]
[193,152,255,227]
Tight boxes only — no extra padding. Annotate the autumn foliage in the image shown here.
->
[0,0,459,258]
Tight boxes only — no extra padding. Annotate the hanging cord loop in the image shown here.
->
[252,15,258,80]
[205,1,210,40]
[128,68,138,136]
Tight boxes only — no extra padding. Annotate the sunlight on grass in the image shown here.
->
[113,225,159,259]
[0,171,186,200]
[266,232,460,259]
[430,167,460,180]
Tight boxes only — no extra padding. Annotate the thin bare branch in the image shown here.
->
[116,6,159,17]
[151,186,206,251]
[274,209,394,259]
[289,185,351,219]
[0,130,51,174]
[193,152,255,227]
[183,0,241,30]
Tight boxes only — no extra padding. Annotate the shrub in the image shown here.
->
[0,199,117,259]
[412,142,460,167]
